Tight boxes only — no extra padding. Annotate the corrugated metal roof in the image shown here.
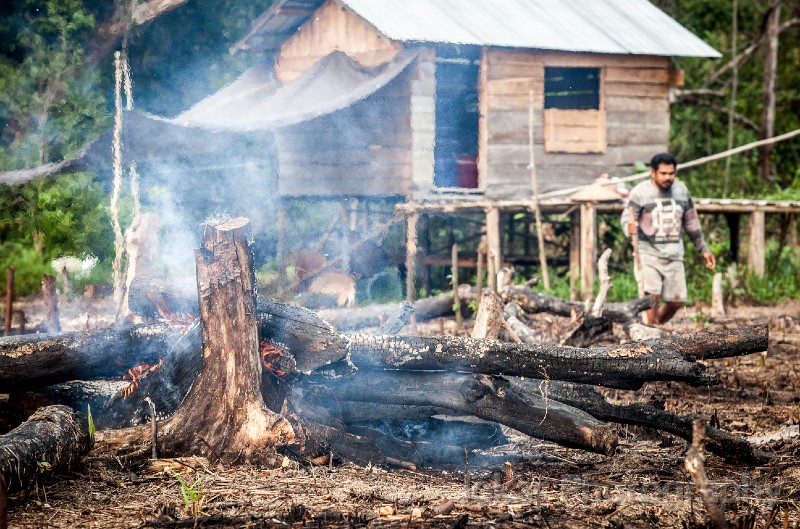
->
[232,0,721,58]
[341,0,721,57]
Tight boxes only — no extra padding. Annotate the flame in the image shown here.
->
[260,340,287,377]
[119,357,163,399]
[146,292,197,334]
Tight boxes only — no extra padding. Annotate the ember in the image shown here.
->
[120,358,163,399]
[260,339,290,377]
[146,292,197,333]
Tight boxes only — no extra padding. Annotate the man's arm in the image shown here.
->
[682,197,716,270]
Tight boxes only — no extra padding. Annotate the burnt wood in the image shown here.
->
[0,405,91,493]
[0,323,177,391]
[503,285,655,323]
[156,218,294,463]
[344,333,719,390]
[318,370,618,455]
[510,378,770,465]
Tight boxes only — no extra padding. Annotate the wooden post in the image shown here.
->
[711,273,725,320]
[4,267,13,337]
[476,235,487,306]
[405,211,419,332]
[42,274,61,333]
[528,90,550,290]
[724,212,741,264]
[485,207,501,292]
[579,204,596,301]
[451,244,462,330]
[569,211,580,303]
[748,210,765,276]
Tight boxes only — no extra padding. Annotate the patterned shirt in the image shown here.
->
[621,179,709,261]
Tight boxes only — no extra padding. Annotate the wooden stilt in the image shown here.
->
[452,244,462,330]
[748,210,765,276]
[580,203,596,301]
[476,235,487,306]
[405,212,419,332]
[724,212,741,264]
[569,211,580,304]
[485,207,501,292]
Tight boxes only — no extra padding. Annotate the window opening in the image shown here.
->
[544,67,600,110]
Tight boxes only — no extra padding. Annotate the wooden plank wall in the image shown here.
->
[481,49,672,199]
[275,0,402,82]
[276,68,414,197]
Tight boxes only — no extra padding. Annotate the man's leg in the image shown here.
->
[645,294,660,325]
[654,301,683,324]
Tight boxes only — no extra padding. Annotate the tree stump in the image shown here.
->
[157,218,293,463]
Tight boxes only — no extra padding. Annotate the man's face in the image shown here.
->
[651,163,676,190]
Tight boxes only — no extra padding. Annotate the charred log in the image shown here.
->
[344,333,719,390]
[504,285,655,323]
[0,323,177,391]
[661,323,769,360]
[319,287,476,332]
[316,370,618,455]
[508,378,770,465]
[0,405,91,493]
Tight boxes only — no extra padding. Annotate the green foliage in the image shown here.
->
[0,172,112,295]
[0,0,107,169]
[87,404,95,445]
[167,469,204,515]
[36,461,52,473]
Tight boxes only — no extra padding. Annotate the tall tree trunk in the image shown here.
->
[157,218,293,463]
[759,0,781,181]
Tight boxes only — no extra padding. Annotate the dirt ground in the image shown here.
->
[4,297,800,529]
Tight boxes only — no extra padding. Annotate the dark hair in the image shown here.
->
[650,152,678,171]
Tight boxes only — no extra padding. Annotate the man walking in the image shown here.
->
[621,153,716,325]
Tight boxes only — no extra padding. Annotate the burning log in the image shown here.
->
[504,285,655,323]
[314,370,618,455]
[344,333,720,390]
[0,323,177,391]
[0,405,91,493]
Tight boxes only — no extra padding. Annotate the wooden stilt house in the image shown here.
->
[226,0,720,200]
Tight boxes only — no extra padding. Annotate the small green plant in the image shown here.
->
[87,405,96,445]
[36,461,52,473]
[167,469,204,516]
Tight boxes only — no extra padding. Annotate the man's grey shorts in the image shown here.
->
[639,253,687,303]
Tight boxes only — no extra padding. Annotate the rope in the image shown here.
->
[111,52,125,309]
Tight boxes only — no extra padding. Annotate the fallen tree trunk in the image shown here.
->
[298,287,476,332]
[504,285,655,323]
[344,333,719,390]
[0,323,177,391]
[662,323,769,359]
[509,378,770,465]
[0,405,91,493]
[315,370,618,455]
[128,275,474,332]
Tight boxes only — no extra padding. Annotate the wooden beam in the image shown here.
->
[580,203,596,301]
[748,210,765,276]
